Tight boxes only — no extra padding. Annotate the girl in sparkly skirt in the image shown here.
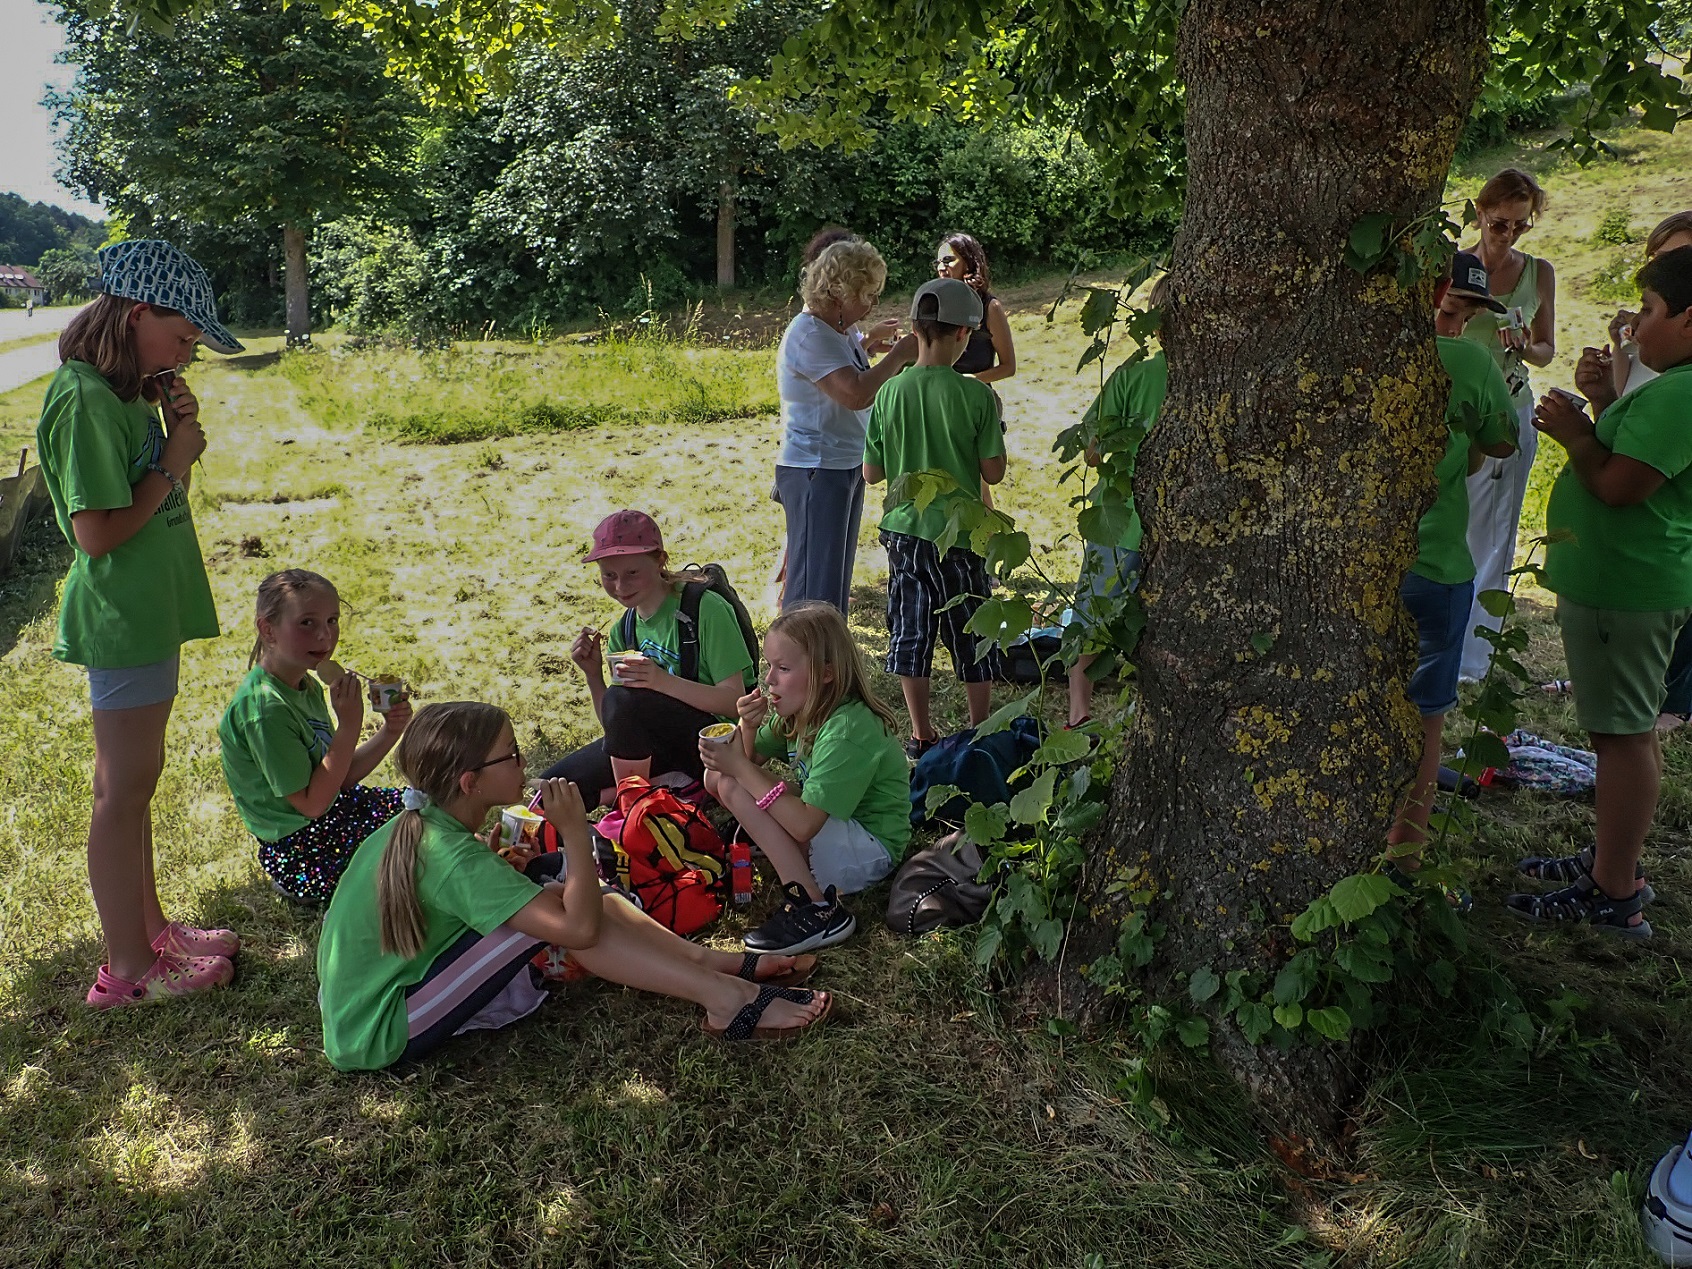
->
[219,570,410,903]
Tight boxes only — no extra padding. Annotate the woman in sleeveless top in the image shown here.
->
[1456,168,1558,680]
[936,234,1016,385]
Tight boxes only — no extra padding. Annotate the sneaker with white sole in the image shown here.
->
[743,882,857,955]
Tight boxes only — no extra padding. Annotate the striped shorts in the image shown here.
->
[881,530,1002,683]
[399,924,549,1064]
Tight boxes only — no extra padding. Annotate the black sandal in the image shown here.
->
[1503,881,1654,940]
[1515,845,1654,903]
[701,984,833,1041]
[734,950,818,989]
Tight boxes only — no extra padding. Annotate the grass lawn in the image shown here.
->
[3,125,1692,1266]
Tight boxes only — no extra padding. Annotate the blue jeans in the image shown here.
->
[776,464,864,615]
[1400,572,1473,717]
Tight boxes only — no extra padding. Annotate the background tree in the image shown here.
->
[49,0,418,344]
[0,192,102,270]
[34,244,100,301]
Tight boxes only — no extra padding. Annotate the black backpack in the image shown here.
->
[619,564,759,685]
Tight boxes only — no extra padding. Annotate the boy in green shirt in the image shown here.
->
[1506,247,1692,938]
[864,278,1007,756]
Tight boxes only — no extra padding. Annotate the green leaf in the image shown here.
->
[985,529,1031,577]
[923,783,964,817]
[1188,966,1220,1003]
[976,690,1038,737]
[972,924,1003,966]
[1272,1002,1304,1029]
[965,596,1035,650]
[1329,873,1401,924]
[1273,950,1317,1005]
[1249,632,1274,656]
[1077,496,1134,547]
[1009,768,1058,826]
[1034,728,1092,765]
[1078,286,1119,337]
[1475,588,1514,619]
[1304,1006,1352,1041]
[1237,1001,1273,1043]
[1290,896,1339,942]
[1462,731,1511,772]
[963,801,1010,845]
[1176,1015,1210,1048]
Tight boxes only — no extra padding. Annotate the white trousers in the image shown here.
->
[1459,396,1538,680]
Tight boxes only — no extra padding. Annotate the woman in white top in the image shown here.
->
[774,238,916,615]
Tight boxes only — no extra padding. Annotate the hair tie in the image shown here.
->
[401,787,430,812]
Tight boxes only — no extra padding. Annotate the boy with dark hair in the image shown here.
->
[864,278,1006,756]
[1509,246,1692,937]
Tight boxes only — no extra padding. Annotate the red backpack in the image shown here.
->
[566,777,727,937]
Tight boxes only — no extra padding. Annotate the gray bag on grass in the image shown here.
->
[885,830,993,936]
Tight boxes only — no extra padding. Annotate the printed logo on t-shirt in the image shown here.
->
[637,637,681,676]
[785,745,810,782]
[307,715,334,760]
[132,415,165,473]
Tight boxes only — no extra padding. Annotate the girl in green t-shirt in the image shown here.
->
[219,570,411,905]
[316,702,833,1067]
[37,240,246,1010]
[546,510,756,805]
[699,602,910,957]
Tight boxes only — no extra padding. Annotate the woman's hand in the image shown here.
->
[863,317,902,356]
[614,654,665,690]
[328,672,365,731]
[570,626,604,675]
[736,688,769,729]
[535,777,588,834]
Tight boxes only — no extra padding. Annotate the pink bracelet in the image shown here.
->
[755,781,786,811]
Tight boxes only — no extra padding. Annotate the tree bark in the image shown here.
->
[283,222,310,346]
[716,179,736,290]
[1068,0,1488,1147]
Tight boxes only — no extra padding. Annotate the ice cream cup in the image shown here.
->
[500,804,546,853]
[368,677,408,714]
[609,652,646,684]
[699,721,738,749]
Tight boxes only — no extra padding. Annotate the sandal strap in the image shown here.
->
[1517,845,1596,885]
[736,951,761,982]
[724,984,783,1042]
[1516,882,1643,923]
[770,986,815,1005]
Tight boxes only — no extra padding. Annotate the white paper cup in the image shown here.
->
[368,678,407,714]
[609,652,646,684]
[699,722,738,749]
[500,804,545,852]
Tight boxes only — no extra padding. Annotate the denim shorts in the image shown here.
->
[1400,574,1473,717]
[1075,546,1142,632]
[807,817,895,895]
[87,654,181,712]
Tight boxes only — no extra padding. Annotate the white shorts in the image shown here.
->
[807,817,894,895]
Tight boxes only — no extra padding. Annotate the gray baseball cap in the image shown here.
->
[910,277,984,328]
[98,239,244,354]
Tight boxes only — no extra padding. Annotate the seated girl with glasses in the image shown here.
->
[315,701,833,1071]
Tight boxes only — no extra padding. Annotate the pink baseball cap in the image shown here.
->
[584,509,663,562]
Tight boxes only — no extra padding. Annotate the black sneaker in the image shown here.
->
[743,882,857,955]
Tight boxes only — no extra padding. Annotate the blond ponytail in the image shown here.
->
[377,808,429,958]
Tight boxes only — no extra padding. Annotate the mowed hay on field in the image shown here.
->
[3,123,1692,1266]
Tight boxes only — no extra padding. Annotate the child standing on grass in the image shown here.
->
[547,510,756,805]
[1506,247,1692,939]
[36,240,246,1008]
[219,570,411,904]
[863,277,1006,756]
[316,702,832,1070]
[1384,253,1517,886]
[699,602,910,954]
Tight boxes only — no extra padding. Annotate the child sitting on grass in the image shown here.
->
[219,569,409,904]
[316,701,832,1070]
[1506,246,1692,938]
[699,602,910,955]
[863,277,1007,756]
[1384,253,1517,889]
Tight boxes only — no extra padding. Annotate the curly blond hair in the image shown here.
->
[800,239,887,311]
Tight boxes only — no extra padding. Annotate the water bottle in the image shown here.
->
[730,836,753,906]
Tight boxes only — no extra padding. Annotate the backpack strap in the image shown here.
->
[676,579,708,684]
[618,608,637,661]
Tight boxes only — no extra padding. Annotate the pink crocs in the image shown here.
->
[152,920,241,960]
[86,953,234,1010]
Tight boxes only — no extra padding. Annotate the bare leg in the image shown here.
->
[609,754,653,784]
[567,896,828,1031]
[1068,654,1098,726]
[88,700,173,981]
[140,732,169,937]
[589,892,807,978]
[1589,730,1658,905]
[901,675,935,742]
[1386,713,1445,870]
[965,681,992,726]
[714,773,823,901]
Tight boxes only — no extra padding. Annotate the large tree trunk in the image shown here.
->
[283,222,310,346]
[1069,0,1488,1147]
[716,179,736,290]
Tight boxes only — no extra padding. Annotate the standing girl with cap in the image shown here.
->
[36,240,247,1008]
[544,510,757,805]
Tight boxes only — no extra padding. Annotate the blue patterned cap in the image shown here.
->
[98,239,244,354]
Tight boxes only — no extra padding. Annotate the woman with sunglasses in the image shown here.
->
[1457,168,1559,681]
[935,233,1016,387]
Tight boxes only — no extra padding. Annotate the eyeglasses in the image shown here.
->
[935,254,959,268]
[468,746,523,772]
[1484,216,1533,234]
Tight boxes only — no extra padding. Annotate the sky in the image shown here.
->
[0,0,105,220]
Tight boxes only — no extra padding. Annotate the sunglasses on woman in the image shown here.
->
[935,253,959,268]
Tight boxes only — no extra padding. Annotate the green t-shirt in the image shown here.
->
[607,588,755,699]
[317,803,542,1071]
[754,697,911,862]
[1081,352,1167,552]
[219,666,337,842]
[1545,362,1692,611]
[864,365,1005,543]
[1411,338,1518,585]
[35,360,220,667]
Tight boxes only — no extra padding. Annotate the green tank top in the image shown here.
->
[1459,252,1540,406]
